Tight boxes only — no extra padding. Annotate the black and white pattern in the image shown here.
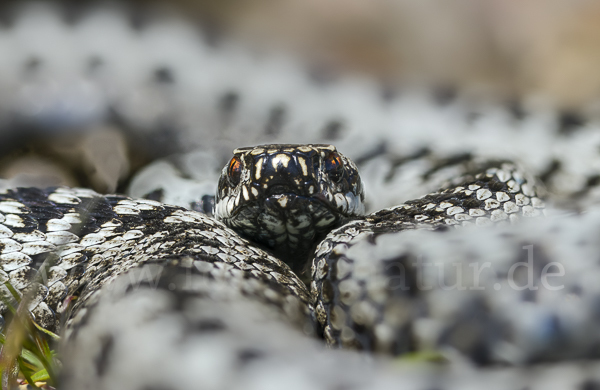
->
[0,187,313,337]
[311,160,545,354]
[216,144,364,273]
[0,2,599,390]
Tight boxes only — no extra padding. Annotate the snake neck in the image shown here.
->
[227,194,356,275]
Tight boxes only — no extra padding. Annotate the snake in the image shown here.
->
[1,2,600,390]
[0,146,595,390]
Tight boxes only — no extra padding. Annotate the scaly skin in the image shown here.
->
[0,2,599,390]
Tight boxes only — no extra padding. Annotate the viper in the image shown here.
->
[1,3,600,390]
[0,143,568,390]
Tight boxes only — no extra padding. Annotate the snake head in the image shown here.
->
[214,144,365,272]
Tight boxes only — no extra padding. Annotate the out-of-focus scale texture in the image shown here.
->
[312,161,545,355]
[60,247,600,390]
[0,2,600,390]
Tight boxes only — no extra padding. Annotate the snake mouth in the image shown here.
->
[222,193,334,226]
[257,191,360,223]
[265,185,293,198]
[224,189,357,223]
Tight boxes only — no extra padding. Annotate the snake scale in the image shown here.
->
[1,2,600,390]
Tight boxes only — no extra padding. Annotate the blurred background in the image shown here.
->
[143,0,600,108]
[1,0,600,197]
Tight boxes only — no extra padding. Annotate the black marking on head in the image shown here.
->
[95,334,115,377]
[558,111,585,135]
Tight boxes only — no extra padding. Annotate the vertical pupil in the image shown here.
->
[229,157,242,184]
[325,153,341,170]
[325,152,343,180]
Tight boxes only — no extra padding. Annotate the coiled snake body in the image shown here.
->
[0,144,571,389]
[1,3,600,390]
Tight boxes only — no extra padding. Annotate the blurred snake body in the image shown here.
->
[1,3,600,390]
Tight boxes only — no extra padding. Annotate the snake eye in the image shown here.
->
[324,152,344,182]
[228,156,243,185]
